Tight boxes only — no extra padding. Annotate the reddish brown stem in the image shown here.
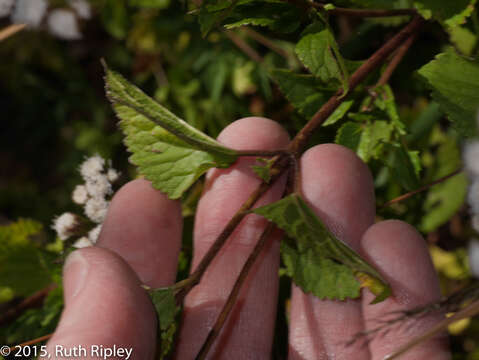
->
[288,16,425,156]
[223,30,264,63]
[242,27,290,59]
[195,224,276,360]
[9,334,53,352]
[0,284,57,327]
[376,32,418,87]
[381,169,462,208]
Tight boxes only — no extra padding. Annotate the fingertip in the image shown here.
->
[98,178,182,288]
[361,220,440,305]
[217,117,290,151]
[48,247,156,359]
[300,143,375,249]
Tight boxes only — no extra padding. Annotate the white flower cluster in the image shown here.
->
[463,117,479,278]
[52,154,120,249]
[0,0,91,40]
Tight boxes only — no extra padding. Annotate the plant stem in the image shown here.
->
[236,149,290,157]
[385,299,479,360]
[176,154,290,302]
[10,334,53,352]
[381,169,462,208]
[288,15,425,156]
[0,24,26,42]
[195,224,276,360]
[0,284,57,327]
[223,30,264,63]
[242,28,290,59]
[376,32,418,87]
[178,16,426,305]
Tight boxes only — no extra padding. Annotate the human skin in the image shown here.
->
[42,117,450,359]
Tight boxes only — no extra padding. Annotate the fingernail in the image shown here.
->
[64,250,89,303]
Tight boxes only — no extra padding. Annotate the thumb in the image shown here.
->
[42,247,157,359]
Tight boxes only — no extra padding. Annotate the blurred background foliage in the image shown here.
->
[1,0,479,358]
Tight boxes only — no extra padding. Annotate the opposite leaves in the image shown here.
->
[103,63,239,199]
[254,194,391,303]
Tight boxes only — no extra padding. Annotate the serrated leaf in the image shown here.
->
[373,85,406,134]
[149,287,180,359]
[103,64,238,199]
[414,0,476,28]
[254,194,391,303]
[418,50,479,138]
[271,69,353,122]
[251,157,275,183]
[295,27,350,93]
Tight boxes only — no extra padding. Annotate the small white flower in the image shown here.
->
[107,168,120,183]
[88,224,102,243]
[73,236,94,249]
[85,197,109,223]
[469,239,479,278]
[72,184,89,205]
[12,0,48,28]
[68,0,91,19]
[0,0,15,18]
[80,155,105,180]
[47,9,82,40]
[52,212,79,240]
[463,142,479,177]
[85,174,112,199]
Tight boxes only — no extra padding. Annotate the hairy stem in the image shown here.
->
[178,15,426,305]
[381,169,462,208]
[195,224,276,360]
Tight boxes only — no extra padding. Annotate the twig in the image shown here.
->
[0,284,57,327]
[223,29,264,63]
[195,224,276,360]
[381,169,462,208]
[376,32,418,87]
[178,16,426,305]
[288,16,425,155]
[0,24,26,42]
[384,299,479,360]
[242,28,289,59]
[9,334,53,352]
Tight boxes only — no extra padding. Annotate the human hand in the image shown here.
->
[43,117,451,359]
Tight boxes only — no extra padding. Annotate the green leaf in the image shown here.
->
[384,143,421,191]
[448,26,478,56]
[129,0,170,8]
[336,120,394,162]
[254,194,391,303]
[420,136,467,232]
[323,100,355,126]
[295,27,350,93]
[251,157,276,183]
[103,63,238,199]
[149,287,180,359]
[418,50,479,138]
[414,0,476,28]
[0,219,53,297]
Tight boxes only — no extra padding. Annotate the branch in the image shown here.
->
[177,15,426,304]
[0,24,26,42]
[381,169,462,208]
[288,15,425,155]
[0,284,57,327]
[242,27,290,59]
[376,32,418,87]
[196,224,276,360]
[223,29,264,63]
[9,334,53,352]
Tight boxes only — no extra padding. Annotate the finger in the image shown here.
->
[97,178,183,288]
[361,220,450,360]
[289,144,376,360]
[175,117,290,359]
[42,247,156,359]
